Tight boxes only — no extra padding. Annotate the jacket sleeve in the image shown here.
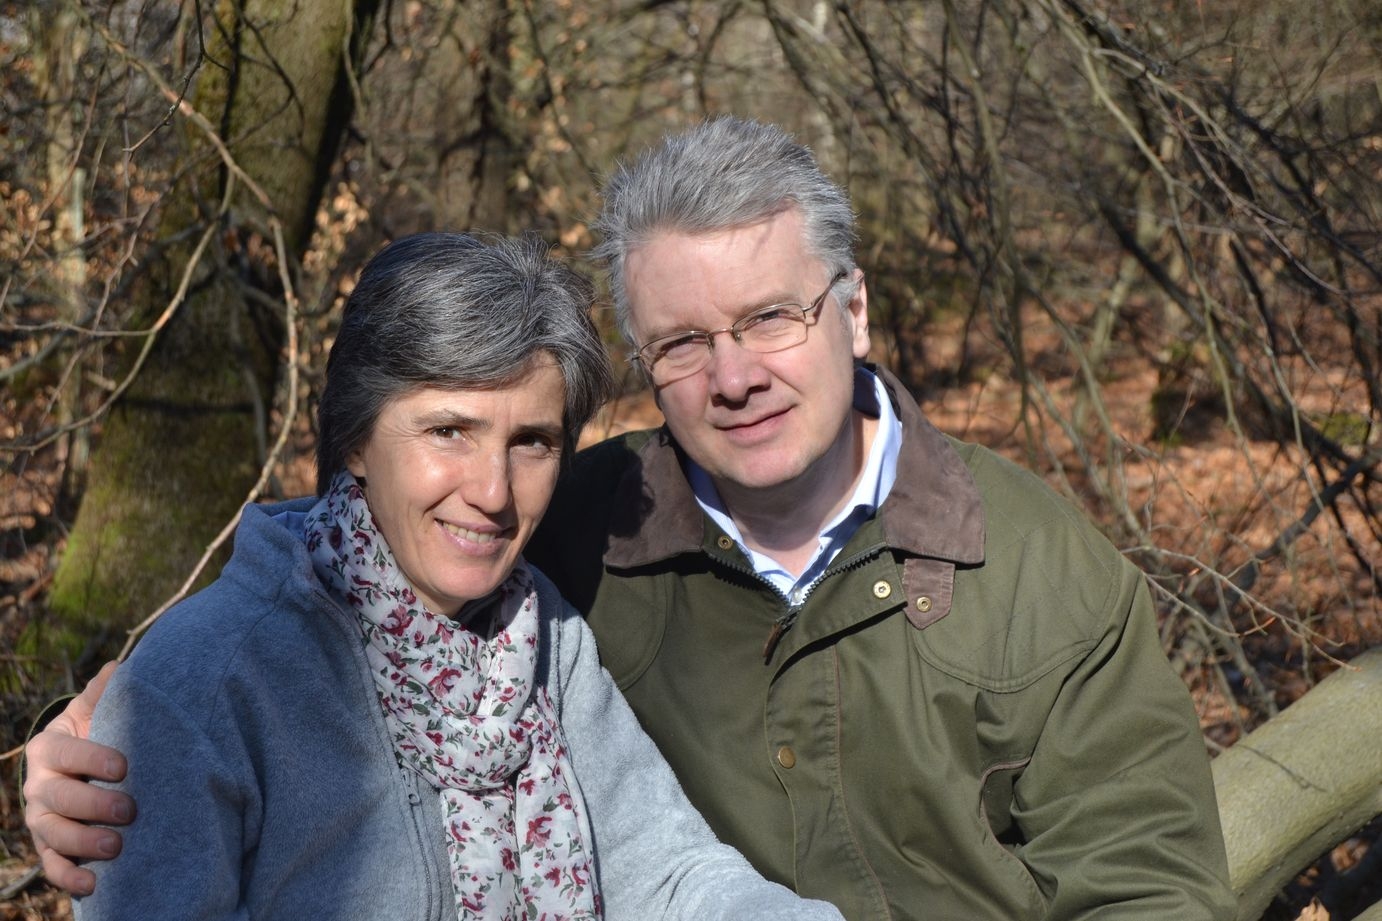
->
[1010,558,1236,920]
[548,597,846,921]
[72,669,253,921]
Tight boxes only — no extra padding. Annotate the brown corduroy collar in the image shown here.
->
[603,365,985,571]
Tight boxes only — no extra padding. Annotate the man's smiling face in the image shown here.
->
[624,206,870,507]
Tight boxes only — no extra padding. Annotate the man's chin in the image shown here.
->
[708,451,812,495]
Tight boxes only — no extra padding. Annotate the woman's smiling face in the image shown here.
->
[346,358,566,616]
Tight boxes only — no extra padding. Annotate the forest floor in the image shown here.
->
[1,302,1379,919]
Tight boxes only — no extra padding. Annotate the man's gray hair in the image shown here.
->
[592,116,858,344]
[316,232,615,494]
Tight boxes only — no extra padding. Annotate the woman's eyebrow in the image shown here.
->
[514,421,566,442]
[412,409,563,441]
[413,408,487,431]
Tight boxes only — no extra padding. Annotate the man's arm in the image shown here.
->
[1012,562,1236,920]
[22,662,136,896]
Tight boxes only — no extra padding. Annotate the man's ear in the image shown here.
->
[846,270,870,360]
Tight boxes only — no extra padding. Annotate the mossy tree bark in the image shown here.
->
[34,0,91,483]
[32,0,370,672]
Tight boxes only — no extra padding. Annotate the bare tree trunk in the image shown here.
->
[464,1,522,232]
[34,0,91,484]
[32,0,367,671]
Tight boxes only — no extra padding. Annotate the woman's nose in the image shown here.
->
[461,450,512,513]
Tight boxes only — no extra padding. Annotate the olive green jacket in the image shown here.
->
[527,368,1235,921]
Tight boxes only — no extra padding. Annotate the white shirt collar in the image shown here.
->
[687,367,903,599]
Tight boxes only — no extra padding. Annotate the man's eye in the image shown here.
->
[741,308,799,336]
[655,334,704,362]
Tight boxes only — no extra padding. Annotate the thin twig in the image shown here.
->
[119,219,301,659]
[0,865,43,901]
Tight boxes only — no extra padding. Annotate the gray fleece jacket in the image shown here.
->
[74,498,845,921]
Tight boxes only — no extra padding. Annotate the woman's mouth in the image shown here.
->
[439,521,502,544]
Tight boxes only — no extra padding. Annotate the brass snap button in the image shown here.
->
[716,535,734,551]
[776,746,797,769]
[872,580,892,599]
[915,595,933,613]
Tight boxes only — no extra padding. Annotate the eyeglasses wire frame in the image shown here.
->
[630,270,850,383]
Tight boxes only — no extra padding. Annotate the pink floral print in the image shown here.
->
[305,472,601,920]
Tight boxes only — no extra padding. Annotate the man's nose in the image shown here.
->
[705,332,770,401]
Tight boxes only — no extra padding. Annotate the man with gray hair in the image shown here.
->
[527,116,1236,920]
[26,118,1235,920]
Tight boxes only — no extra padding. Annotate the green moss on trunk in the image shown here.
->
[26,0,359,677]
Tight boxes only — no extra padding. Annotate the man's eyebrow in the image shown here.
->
[645,290,803,339]
[744,290,803,310]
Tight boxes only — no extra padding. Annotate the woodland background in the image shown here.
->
[1,0,1380,918]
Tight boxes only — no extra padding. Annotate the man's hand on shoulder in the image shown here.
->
[22,661,135,896]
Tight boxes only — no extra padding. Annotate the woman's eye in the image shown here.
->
[513,434,559,458]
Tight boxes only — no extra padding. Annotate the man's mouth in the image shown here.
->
[719,407,788,432]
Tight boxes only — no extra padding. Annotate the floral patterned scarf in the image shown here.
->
[303,472,601,921]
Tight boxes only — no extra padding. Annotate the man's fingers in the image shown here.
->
[36,846,100,898]
[28,730,127,784]
[18,661,129,898]
[70,662,119,723]
[28,801,125,859]
[25,774,134,828]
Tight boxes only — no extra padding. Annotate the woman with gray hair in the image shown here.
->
[71,233,844,921]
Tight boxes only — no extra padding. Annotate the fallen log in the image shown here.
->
[1213,646,1382,920]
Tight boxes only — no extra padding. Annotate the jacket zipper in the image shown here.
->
[402,768,441,920]
[317,587,443,920]
[712,546,883,664]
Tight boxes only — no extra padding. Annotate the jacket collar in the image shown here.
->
[604,425,706,564]
[604,365,985,569]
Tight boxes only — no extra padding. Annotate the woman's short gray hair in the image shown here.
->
[592,116,858,343]
[316,232,615,494]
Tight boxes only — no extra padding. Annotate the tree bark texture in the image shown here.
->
[34,0,361,669]
[35,0,91,479]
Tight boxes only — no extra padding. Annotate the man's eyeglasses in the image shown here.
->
[631,272,848,385]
